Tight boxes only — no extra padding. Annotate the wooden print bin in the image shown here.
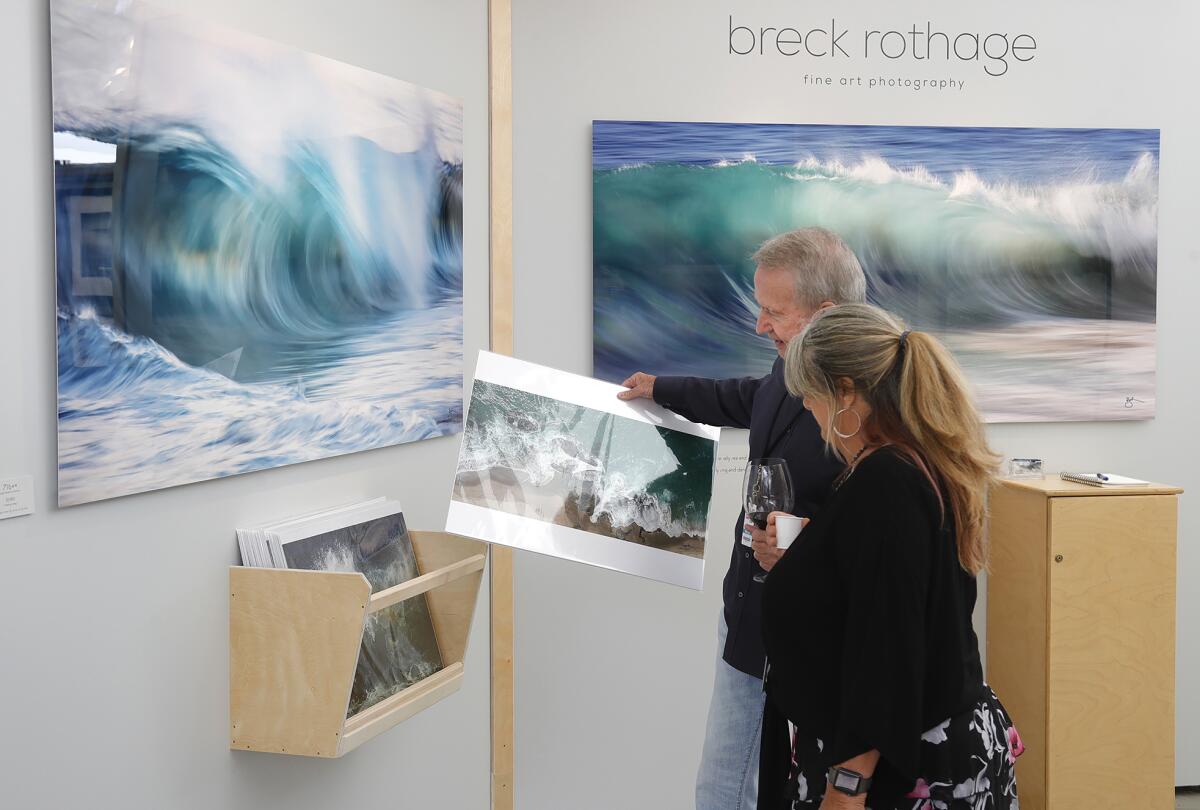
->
[230,531,487,757]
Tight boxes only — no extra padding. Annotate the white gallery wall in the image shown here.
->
[512,0,1200,806]
[0,1,491,808]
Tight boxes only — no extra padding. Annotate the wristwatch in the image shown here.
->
[827,766,873,796]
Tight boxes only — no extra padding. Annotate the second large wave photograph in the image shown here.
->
[593,120,1160,423]
[51,0,465,506]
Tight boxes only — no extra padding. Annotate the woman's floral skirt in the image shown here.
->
[785,686,1022,810]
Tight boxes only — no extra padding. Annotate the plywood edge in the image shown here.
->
[984,483,1050,807]
[411,530,488,561]
[488,0,513,358]
[1040,492,1053,800]
[997,477,1183,497]
[490,546,515,807]
[338,663,465,755]
[409,532,488,600]
[406,531,488,665]
[367,554,487,614]
[488,0,515,804]
[229,567,369,757]
[421,567,484,666]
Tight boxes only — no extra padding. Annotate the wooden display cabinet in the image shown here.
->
[986,477,1182,809]
[229,531,487,757]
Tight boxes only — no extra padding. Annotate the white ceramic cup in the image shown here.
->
[774,514,806,550]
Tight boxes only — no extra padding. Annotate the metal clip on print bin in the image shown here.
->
[229,531,486,757]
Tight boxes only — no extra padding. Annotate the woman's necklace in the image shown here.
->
[832,442,888,491]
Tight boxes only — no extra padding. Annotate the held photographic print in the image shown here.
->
[447,353,719,589]
[51,0,464,506]
[593,120,1160,423]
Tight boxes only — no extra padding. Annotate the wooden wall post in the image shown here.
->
[488,1,515,808]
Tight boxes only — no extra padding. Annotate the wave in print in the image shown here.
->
[457,381,712,539]
[51,0,466,503]
[55,127,462,347]
[307,532,441,717]
[593,153,1158,387]
[57,309,461,505]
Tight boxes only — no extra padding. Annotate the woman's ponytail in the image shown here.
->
[786,304,1000,573]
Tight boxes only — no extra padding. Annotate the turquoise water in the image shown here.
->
[456,381,715,539]
[592,121,1159,421]
[52,0,465,504]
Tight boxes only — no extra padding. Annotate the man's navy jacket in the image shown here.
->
[654,356,843,677]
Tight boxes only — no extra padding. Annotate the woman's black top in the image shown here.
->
[760,447,986,803]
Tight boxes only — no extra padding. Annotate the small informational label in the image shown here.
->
[715,450,751,477]
[0,476,34,520]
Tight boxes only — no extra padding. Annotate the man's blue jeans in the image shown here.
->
[695,612,765,810]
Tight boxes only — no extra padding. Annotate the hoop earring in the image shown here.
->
[832,407,861,440]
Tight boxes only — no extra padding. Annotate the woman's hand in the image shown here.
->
[750,511,791,572]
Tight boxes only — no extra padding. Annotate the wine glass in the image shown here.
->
[743,458,794,583]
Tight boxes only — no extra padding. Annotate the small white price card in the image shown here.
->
[0,476,34,520]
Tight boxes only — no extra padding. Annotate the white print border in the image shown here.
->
[446,499,704,590]
[473,351,721,441]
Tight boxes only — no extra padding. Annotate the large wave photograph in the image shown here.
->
[51,0,464,506]
[593,121,1160,423]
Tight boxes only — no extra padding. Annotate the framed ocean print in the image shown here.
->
[593,120,1160,423]
[51,0,465,505]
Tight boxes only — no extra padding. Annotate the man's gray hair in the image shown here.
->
[751,227,866,307]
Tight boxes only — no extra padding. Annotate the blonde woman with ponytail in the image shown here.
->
[755,304,1023,810]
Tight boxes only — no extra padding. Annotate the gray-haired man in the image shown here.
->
[619,227,866,810]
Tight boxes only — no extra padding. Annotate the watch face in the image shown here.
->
[833,770,860,793]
